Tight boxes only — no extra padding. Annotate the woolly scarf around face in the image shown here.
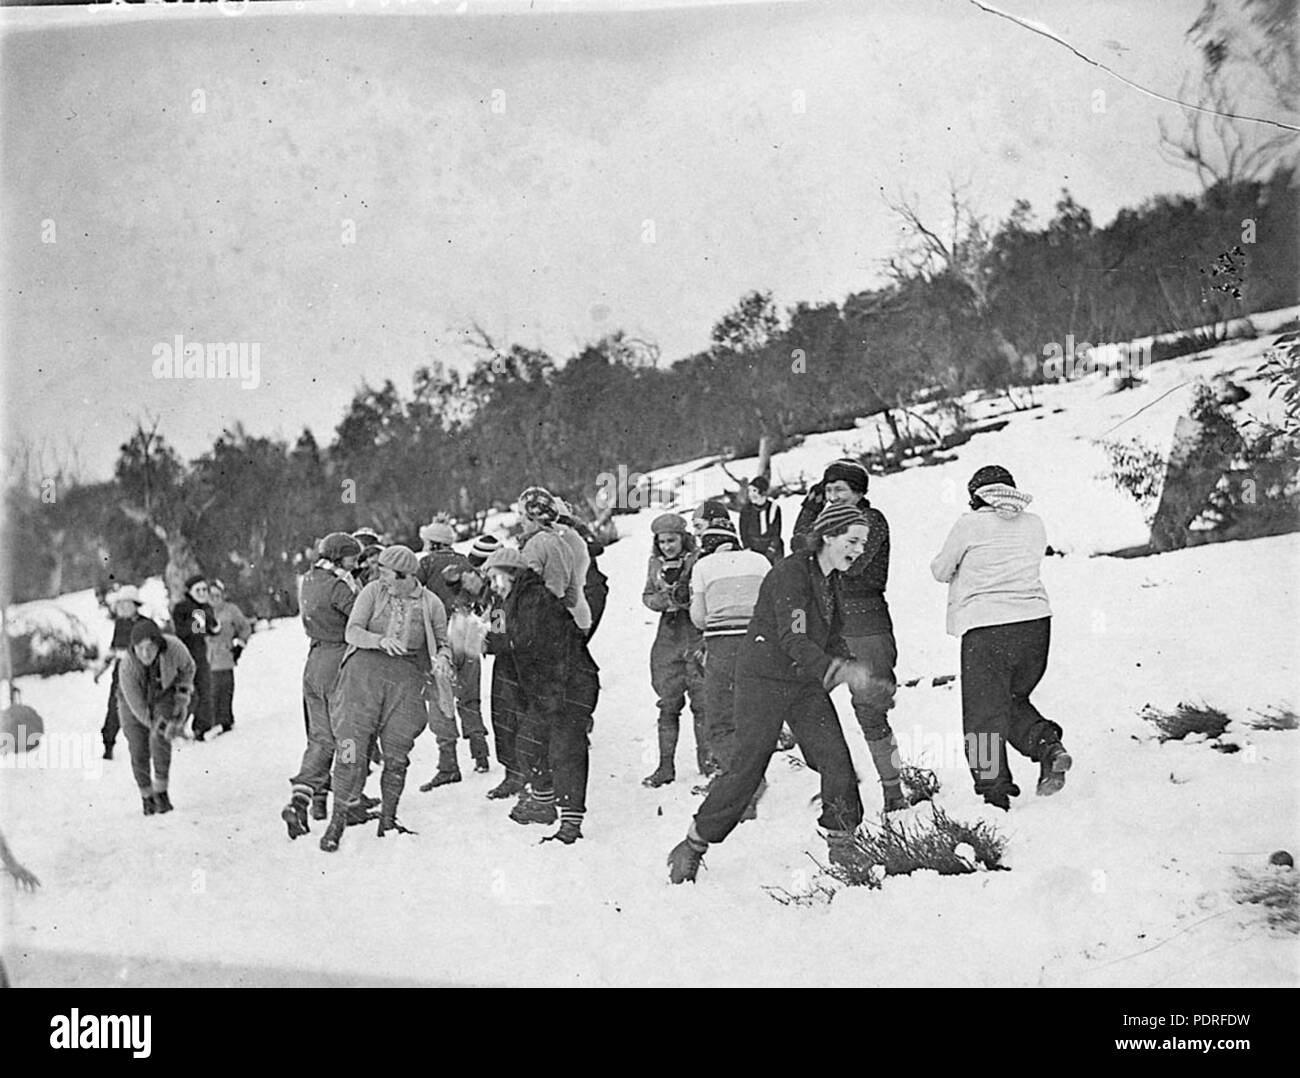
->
[974,483,1033,518]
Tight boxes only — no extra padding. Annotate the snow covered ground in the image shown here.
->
[2,318,1297,986]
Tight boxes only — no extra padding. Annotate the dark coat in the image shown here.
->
[416,548,471,613]
[737,550,851,685]
[492,569,599,722]
[739,500,784,561]
[171,597,220,666]
[790,484,892,636]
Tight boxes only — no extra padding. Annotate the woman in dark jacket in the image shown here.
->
[171,574,220,741]
[481,547,600,845]
[667,503,881,883]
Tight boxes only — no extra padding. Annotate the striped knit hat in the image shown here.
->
[467,534,502,567]
[519,486,558,524]
[812,502,870,539]
[700,520,740,554]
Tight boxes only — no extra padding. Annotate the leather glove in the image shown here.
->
[231,641,244,666]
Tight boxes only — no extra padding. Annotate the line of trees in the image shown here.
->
[4,166,1297,614]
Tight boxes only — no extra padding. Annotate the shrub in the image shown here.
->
[1096,437,1167,522]
[1232,866,1299,933]
[5,605,99,678]
[827,804,1007,885]
[1140,701,1230,742]
[1246,706,1299,731]
[900,763,940,805]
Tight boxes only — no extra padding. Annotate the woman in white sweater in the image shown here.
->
[931,465,1071,809]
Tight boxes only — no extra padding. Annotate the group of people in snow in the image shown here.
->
[280,487,605,850]
[95,576,252,817]
[95,454,1069,883]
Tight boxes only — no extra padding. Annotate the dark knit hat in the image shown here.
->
[967,465,1015,495]
[696,499,731,523]
[130,619,164,648]
[184,573,207,592]
[467,534,502,567]
[812,502,870,539]
[378,545,419,576]
[747,476,770,494]
[822,458,869,494]
[700,520,740,554]
[351,528,381,546]
[319,532,362,562]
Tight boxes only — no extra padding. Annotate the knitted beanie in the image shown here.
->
[319,532,362,562]
[967,465,1015,495]
[482,546,528,573]
[377,545,419,576]
[812,502,870,538]
[130,619,164,648]
[748,475,770,494]
[822,458,870,494]
[701,520,741,554]
[418,520,457,546]
[184,572,207,592]
[467,534,503,567]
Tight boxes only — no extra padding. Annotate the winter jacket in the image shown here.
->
[416,548,471,614]
[642,537,703,642]
[300,563,359,644]
[494,568,599,723]
[171,597,220,666]
[791,484,893,636]
[343,579,452,675]
[208,599,252,671]
[739,500,784,560]
[737,550,852,685]
[689,548,770,637]
[930,508,1051,637]
[555,523,593,631]
[521,526,577,608]
[118,634,196,728]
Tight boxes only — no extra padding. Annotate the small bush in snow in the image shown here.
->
[1246,705,1299,731]
[5,607,99,678]
[828,805,1007,885]
[1140,701,1230,742]
[1232,865,1299,933]
[900,763,940,805]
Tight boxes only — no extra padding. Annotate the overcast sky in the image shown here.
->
[1,0,1253,477]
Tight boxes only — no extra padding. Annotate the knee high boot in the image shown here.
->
[642,719,679,787]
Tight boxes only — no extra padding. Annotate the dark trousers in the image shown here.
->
[701,635,744,774]
[694,675,863,845]
[188,658,215,737]
[212,668,236,730]
[291,641,346,795]
[844,632,898,741]
[490,651,526,782]
[650,614,708,771]
[101,663,122,749]
[959,616,1060,796]
[121,698,176,795]
[517,667,598,815]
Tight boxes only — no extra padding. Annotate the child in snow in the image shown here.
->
[93,586,153,760]
[206,579,252,734]
[791,458,907,811]
[416,519,490,786]
[117,620,196,816]
[930,466,1071,808]
[320,545,453,852]
[667,503,881,883]
[641,512,710,787]
[481,546,600,844]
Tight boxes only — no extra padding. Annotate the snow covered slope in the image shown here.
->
[2,319,1297,986]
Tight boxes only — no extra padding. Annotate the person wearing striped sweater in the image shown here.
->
[689,519,770,793]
